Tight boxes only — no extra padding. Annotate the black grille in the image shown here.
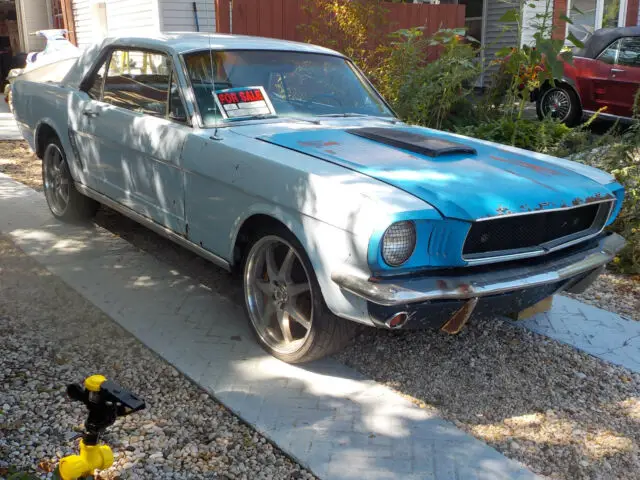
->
[463,203,608,257]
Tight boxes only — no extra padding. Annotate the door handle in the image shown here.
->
[611,68,625,73]
[82,109,99,118]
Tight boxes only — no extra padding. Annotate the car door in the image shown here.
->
[606,37,640,116]
[70,48,190,234]
[587,37,640,118]
[582,39,621,114]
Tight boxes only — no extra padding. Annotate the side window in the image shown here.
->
[103,49,171,117]
[168,71,188,123]
[617,37,640,67]
[598,40,619,65]
[87,61,107,100]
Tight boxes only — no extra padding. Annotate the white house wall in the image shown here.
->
[104,0,158,37]
[159,0,215,33]
[521,0,553,46]
[71,0,215,50]
[72,0,93,49]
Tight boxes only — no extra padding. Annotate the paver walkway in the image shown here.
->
[0,102,23,140]
[517,295,640,374]
[0,172,536,479]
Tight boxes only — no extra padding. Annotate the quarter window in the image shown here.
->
[598,40,620,65]
[168,71,188,123]
[87,61,106,100]
[102,50,171,117]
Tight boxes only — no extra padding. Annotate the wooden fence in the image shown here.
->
[215,0,465,45]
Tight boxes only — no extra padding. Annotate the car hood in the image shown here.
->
[239,123,616,220]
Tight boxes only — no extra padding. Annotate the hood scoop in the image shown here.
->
[347,127,477,158]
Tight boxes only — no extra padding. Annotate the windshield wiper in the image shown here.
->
[317,113,368,117]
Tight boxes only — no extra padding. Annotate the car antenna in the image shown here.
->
[208,2,221,141]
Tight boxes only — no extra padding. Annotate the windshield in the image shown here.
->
[183,49,394,126]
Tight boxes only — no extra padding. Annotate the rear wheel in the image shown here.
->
[42,138,98,222]
[536,85,581,126]
[243,229,356,363]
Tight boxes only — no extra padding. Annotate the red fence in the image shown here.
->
[215,0,465,44]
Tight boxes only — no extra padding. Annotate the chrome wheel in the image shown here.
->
[43,143,70,217]
[244,236,313,355]
[541,88,571,122]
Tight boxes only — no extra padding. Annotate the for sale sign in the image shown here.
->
[214,86,276,119]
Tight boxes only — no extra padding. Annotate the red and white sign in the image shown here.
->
[214,86,275,119]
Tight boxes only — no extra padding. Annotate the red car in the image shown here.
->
[534,26,640,125]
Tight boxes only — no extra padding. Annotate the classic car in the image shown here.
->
[534,26,640,125]
[12,34,625,363]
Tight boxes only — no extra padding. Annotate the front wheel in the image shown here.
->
[242,229,356,363]
[536,85,581,126]
[42,138,99,222]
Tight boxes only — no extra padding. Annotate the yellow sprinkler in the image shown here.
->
[55,375,145,480]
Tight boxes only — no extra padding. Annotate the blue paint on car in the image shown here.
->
[260,127,619,221]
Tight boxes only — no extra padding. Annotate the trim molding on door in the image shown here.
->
[75,182,232,271]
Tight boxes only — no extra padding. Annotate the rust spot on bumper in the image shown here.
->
[440,297,478,335]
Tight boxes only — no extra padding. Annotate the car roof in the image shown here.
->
[61,33,345,90]
[106,32,343,56]
[576,26,640,58]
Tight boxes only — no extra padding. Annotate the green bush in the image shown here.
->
[375,28,480,130]
[456,116,574,154]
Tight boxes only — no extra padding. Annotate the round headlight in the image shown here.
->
[381,221,416,266]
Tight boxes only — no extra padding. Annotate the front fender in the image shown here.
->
[231,204,374,326]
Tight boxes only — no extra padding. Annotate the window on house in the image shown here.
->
[51,0,65,29]
[459,0,484,44]
[103,50,171,117]
[568,0,627,43]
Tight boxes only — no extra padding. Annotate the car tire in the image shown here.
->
[42,137,99,222]
[536,84,581,126]
[242,227,357,363]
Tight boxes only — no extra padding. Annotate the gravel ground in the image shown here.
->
[2,141,640,478]
[336,323,640,480]
[0,235,315,480]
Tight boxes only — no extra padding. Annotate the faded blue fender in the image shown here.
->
[260,127,619,220]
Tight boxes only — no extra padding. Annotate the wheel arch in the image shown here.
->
[228,206,372,326]
[230,208,309,272]
[34,119,66,159]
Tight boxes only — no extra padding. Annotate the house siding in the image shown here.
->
[483,0,519,86]
[104,0,158,37]
[158,0,215,33]
[71,0,93,48]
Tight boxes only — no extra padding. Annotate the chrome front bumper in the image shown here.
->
[332,233,625,307]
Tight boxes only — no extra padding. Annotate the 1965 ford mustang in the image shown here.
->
[12,34,625,363]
